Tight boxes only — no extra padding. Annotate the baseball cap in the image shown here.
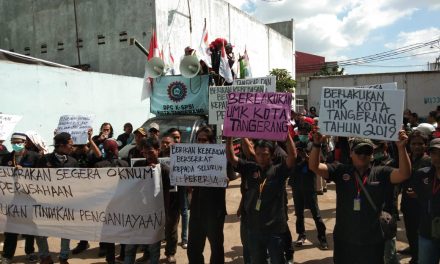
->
[428,138,440,151]
[350,138,374,152]
[148,122,160,132]
[414,123,435,136]
[11,132,27,141]
[134,127,147,136]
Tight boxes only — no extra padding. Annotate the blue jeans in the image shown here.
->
[248,232,285,264]
[179,186,189,243]
[418,235,440,264]
[384,237,399,264]
[124,242,160,264]
[36,236,70,260]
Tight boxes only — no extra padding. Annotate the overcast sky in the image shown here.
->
[225,0,440,74]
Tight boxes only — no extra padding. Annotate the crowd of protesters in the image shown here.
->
[1,104,440,264]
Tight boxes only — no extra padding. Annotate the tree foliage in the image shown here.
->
[269,68,296,93]
[315,65,344,76]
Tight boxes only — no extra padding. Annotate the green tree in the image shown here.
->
[269,68,296,93]
[315,64,344,76]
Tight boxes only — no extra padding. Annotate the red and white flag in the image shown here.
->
[197,19,212,67]
[142,29,160,100]
[219,40,233,83]
[148,30,160,60]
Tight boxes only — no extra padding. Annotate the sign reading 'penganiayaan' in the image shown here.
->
[0,166,164,244]
[170,144,227,188]
[318,87,404,141]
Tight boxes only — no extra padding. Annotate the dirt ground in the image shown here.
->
[1,180,413,264]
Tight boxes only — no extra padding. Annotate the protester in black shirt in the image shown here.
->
[93,139,129,264]
[187,126,234,264]
[371,140,399,264]
[399,131,431,263]
[124,137,170,264]
[409,138,440,264]
[35,132,79,264]
[116,123,134,149]
[1,133,40,263]
[226,133,296,264]
[289,124,327,250]
[309,131,411,264]
[126,127,148,164]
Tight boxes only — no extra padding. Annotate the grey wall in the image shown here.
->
[1,0,294,78]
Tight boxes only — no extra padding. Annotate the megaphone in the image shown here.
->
[180,55,201,78]
[146,57,165,78]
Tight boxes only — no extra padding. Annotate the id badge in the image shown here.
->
[353,198,361,211]
[255,199,262,211]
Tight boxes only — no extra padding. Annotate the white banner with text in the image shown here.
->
[0,166,164,244]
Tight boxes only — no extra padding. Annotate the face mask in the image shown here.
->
[12,143,25,152]
[298,135,309,143]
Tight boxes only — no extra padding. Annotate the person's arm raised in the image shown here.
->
[285,133,297,169]
[308,131,329,179]
[241,138,256,160]
[226,137,239,168]
[390,130,411,184]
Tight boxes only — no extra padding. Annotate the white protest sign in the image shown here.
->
[318,87,404,141]
[56,115,94,144]
[209,85,265,125]
[170,144,227,187]
[0,166,165,244]
[233,76,276,92]
[0,114,22,141]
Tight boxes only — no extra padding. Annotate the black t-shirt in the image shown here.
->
[401,155,432,210]
[327,163,393,245]
[411,166,440,240]
[288,159,316,193]
[235,158,292,234]
[36,152,79,168]
[1,150,40,167]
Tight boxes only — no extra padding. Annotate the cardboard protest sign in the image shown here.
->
[170,144,227,188]
[223,92,292,141]
[56,115,94,144]
[233,76,276,92]
[150,75,209,115]
[0,166,165,244]
[208,85,265,125]
[0,114,22,141]
[318,87,404,141]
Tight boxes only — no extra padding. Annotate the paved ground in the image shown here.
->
[1,180,413,263]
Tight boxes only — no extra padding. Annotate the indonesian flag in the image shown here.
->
[219,40,233,83]
[148,30,160,60]
[239,47,252,78]
[197,19,212,67]
[142,29,159,100]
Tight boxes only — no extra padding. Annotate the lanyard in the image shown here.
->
[258,172,268,199]
[355,171,368,197]
[433,176,440,196]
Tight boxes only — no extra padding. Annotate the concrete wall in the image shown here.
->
[308,71,440,117]
[155,0,294,78]
[0,60,150,150]
[1,0,294,78]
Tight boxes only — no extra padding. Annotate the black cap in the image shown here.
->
[350,138,374,152]
[54,132,72,146]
